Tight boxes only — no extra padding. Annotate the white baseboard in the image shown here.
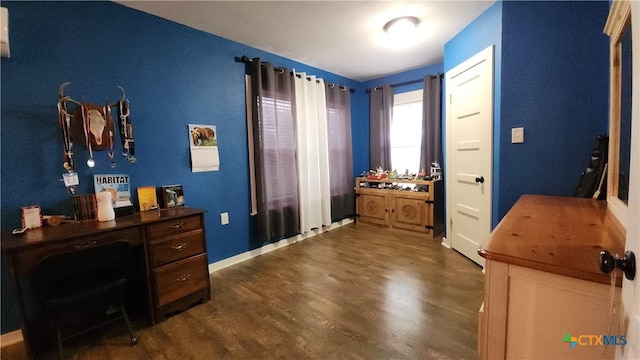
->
[0,329,23,347]
[441,236,451,248]
[208,218,353,273]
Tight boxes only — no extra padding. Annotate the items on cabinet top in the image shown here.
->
[362,163,441,181]
[357,176,437,192]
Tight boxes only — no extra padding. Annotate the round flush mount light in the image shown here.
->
[383,16,420,36]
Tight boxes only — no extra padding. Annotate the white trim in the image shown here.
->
[604,0,631,231]
[393,89,423,105]
[441,236,451,248]
[607,195,628,230]
[208,218,354,273]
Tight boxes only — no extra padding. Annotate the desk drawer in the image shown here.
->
[147,215,202,240]
[12,227,142,274]
[154,253,209,307]
[149,229,205,267]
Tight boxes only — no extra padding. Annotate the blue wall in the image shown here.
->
[498,0,609,220]
[353,63,445,174]
[0,1,362,333]
[444,1,609,227]
[362,63,445,92]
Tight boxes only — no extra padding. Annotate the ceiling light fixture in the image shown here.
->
[383,16,420,36]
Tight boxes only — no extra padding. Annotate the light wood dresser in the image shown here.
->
[478,195,625,360]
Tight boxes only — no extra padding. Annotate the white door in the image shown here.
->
[445,46,494,267]
[618,3,639,359]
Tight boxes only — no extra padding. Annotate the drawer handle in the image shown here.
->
[169,222,186,229]
[176,274,191,282]
[74,241,97,249]
[171,242,187,251]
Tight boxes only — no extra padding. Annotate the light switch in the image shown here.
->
[512,127,524,144]
[220,212,229,225]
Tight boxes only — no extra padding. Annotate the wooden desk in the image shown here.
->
[477,195,625,360]
[1,207,211,357]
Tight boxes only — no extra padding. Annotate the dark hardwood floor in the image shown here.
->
[49,223,485,360]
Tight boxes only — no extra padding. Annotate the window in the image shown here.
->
[245,74,298,215]
[390,89,423,175]
[327,105,350,194]
[257,95,298,207]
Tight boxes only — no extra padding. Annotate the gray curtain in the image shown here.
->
[250,59,300,242]
[419,75,442,172]
[369,84,393,170]
[326,84,355,222]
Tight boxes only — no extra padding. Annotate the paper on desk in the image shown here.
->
[189,124,219,172]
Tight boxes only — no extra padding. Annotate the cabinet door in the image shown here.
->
[357,193,389,225]
[392,195,429,233]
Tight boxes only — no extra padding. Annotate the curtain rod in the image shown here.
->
[392,78,424,88]
[236,55,356,93]
[366,74,444,93]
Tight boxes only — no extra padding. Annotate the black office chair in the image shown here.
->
[35,240,138,359]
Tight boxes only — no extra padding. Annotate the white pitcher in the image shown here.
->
[96,191,115,221]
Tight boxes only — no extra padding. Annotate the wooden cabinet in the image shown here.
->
[355,177,443,238]
[146,213,211,323]
[478,195,626,360]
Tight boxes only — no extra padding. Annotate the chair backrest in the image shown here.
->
[36,240,131,288]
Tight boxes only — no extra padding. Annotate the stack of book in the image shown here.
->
[72,194,97,221]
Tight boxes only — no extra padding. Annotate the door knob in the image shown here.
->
[475,176,485,184]
[600,250,636,280]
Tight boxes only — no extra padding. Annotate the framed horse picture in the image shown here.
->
[161,185,184,208]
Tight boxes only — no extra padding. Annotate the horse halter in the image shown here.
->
[117,86,136,164]
[57,83,137,191]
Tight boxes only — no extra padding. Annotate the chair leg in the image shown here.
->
[119,303,138,345]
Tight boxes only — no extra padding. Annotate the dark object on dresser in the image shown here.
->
[574,135,608,199]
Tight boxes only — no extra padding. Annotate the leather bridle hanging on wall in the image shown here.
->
[57,83,137,192]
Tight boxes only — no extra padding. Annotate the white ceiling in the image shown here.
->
[116,1,495,81]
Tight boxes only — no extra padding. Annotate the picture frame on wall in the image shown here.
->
[161,185,184,208]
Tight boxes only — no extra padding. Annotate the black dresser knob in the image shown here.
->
[600,250,636,280]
